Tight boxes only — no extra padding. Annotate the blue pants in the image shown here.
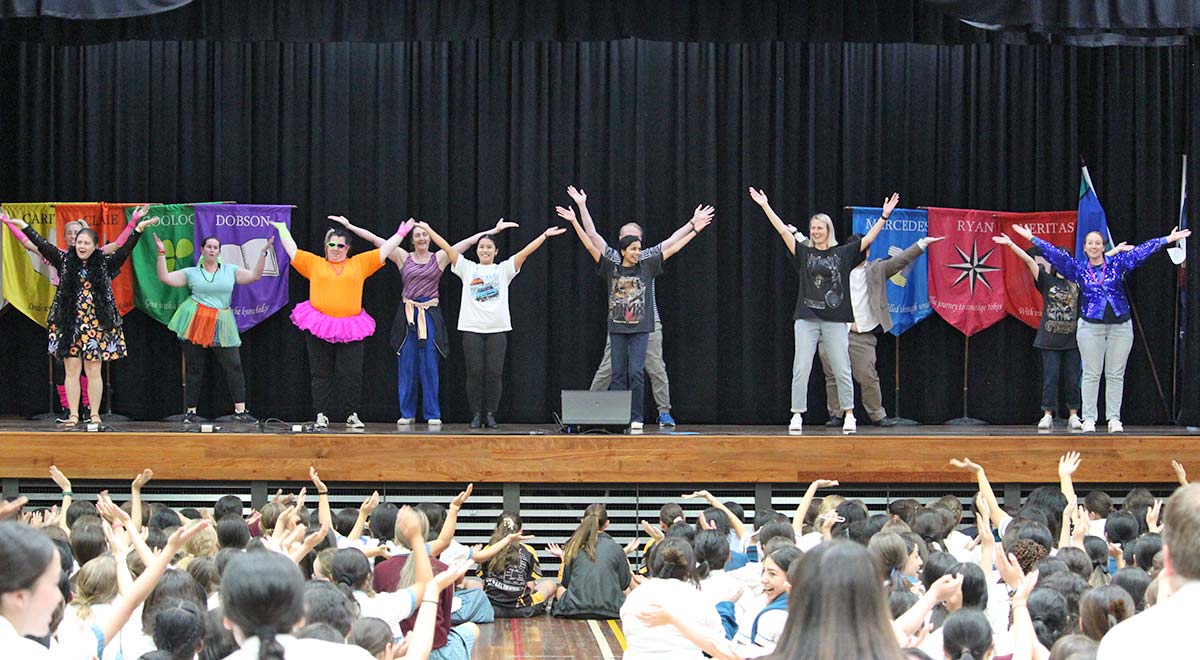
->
[609,332,649,422]
[398,325,441,420]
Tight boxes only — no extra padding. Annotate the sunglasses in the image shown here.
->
[326,242,347,249]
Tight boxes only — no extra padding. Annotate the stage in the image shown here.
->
[1,417,1196,484]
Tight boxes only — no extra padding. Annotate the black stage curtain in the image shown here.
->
[0,40,1194,425]
[1181,37,1200,426]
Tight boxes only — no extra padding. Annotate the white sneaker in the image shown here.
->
[397,417,415,425]
[1038,412,1053,430]
[789,413,803,432]
[1068,414,1083,431]
[1108,419,1124,433]
[630,421,643,431]
[1081,419,1096,433]
[346,413,365,429]
[428,419,442,427]
[315,413,329,428]
[842,414,857,434]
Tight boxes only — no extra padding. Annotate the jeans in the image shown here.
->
[591,320,671,412]
[1076,320,1133,422]
[398,324,441,420]
[793,319,852,413]
[609,332,650,422]
[1039,347,1082,413]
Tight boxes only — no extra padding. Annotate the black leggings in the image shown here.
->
[304,333,364,418]
[183,341,247,408]
[462,332,507,414]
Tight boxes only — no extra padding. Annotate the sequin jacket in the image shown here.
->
[1032,236,1165,322]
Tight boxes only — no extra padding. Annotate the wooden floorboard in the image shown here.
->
[0,418,1197,483]
[474,617,622,660]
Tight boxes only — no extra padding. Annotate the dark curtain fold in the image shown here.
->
[1179,37,1200,426]
[0,39,1192,425]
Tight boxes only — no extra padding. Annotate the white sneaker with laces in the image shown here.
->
[315,413,329,428]
[1108,419,1124,433]
[789,413,803,432]
[1037,412,1053,430]
[1081,419,1096,433]
[630,421,643,431]
[428,419,442,427]
[1068,414,1083,431]
[397,417,414,425]
[346,413,365,429]
[842,414,857,434]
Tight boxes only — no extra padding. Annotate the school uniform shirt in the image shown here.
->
[791,237,865,322]
[1099,581,1200,659]
[450,256,520,333]
[226,634,376,659]
[1033,270,1080,350]
[599,253,664,334]
[0,614,54,658]
[480,543,542,608]
[553,533,632,619]
[353,589,418,640]
[620,578,723,660]
[699,570,744,604]
[372,554,453,649]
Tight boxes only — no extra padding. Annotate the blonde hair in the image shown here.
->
[395,510,430,590]
[803,213,838,248]
[314,547,337,580]
[184,524,219,558]
[72,555,118,620]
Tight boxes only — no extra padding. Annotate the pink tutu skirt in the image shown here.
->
[290,301,376,343]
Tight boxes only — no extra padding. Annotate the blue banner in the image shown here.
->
[852,207,930,336]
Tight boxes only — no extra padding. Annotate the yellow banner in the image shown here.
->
[1,203,58,327]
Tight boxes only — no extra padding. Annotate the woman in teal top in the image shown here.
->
[155,234,272,423]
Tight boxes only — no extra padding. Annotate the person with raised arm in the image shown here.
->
[155,233,274,423]
[566,185,704,428]
[2,210,158,428]
[331,214,518,427]
[747,187,892,433]
[272,219,408,429]
[421,220,566,429]
[1009,223,1190,433]
[558,197,710,430]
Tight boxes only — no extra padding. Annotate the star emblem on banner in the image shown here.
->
[946,240,1001,295]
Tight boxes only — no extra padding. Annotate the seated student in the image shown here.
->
[472,512,557,617]
[620,537,723,660]
[730,521,796,610]
[553,505,632,619]
[693,530,743,605]
[732,545,802,655]
[681,490,749,559]
[941,609,993,660]
[635,503,686,572]
[1085,490,1113,538]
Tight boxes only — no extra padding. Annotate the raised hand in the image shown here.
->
[546,542,564,559]
[881,192,900,217]
[927,573,964,603]
[623,537,640,555]
[327,215,351,227]
[974,492,990,526]
[1147,499,1164,534]
[359,491,380,517]
[309,466,327,493]
[566,186,587,205]
[748,187,769,207]
[1010,224,1034,241]
[0,496,28,520]
[640,519,665,541]
[49,465,72,493]
[414,220,432,232]
[1167,226,1192,243]
[131,468,154,491]
[994,550,1024,589]
[682,490,713,502]
[1108,241,1134,254]
[992,234,1013,246]
[1173,460,1189,485]
[555,206,578,224]
[451,483,474,509]
[949,458,983,474]
[136,216,161,232]
[543,226,568,238]
[1058,451,1081,479]
[810,479,839,489]
[1010,569,1039,608]
[153,234,165,252]
[493,218,519,232]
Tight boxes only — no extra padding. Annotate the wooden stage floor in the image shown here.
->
[2,417,1197,484]
[474,616,628,660]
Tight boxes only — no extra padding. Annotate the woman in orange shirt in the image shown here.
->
[273,219,410,428]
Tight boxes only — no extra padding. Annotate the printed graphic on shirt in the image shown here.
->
[609,274,647,324]
[803,253,845,310]
[1042,279,1079,335]
[469,271,501,304]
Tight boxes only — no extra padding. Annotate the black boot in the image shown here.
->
[484,412,499,429]
[469,412,483,430]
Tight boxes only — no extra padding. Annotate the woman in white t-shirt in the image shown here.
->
[421,220,566,429]
[621,537,723,660]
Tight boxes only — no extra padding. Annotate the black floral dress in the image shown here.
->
[47,266,128,361]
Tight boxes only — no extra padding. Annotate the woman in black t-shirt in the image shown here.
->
[749,188,892,434]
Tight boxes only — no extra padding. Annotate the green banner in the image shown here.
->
[132,204,195,326]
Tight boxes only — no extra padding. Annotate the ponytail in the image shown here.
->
[486,511,523,574]
[257,626,285,660]
[562,504,607,567]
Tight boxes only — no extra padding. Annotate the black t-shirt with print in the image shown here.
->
[598,253,663,334]
[791,236,865,322]
[1034,269,1080,350]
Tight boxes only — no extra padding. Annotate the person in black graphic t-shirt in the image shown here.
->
[558,200,711,429]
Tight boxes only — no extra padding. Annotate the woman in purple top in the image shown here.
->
[332,215,517,426]
[1012,224,1190,433]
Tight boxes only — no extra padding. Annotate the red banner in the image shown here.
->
[54,202,143,316]
[996,211,1076,329]
[926,208,1007,337]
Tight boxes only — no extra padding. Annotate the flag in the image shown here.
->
[851,206,931,335]
[997,211,1077,329]
[103,203,148,315]
[1,202,58,326]
[926,208,1007,336]
[1168,155,1187,266]
[1076,165,1113,257]
[132,204,195,326]
[192,204,291,331]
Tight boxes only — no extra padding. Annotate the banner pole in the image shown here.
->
[162,350,195,423]
[887,335,919,425]
[30,355,60,421]
[100,362,129,423]
[1127,295,1172,422]
[947,334,987,425]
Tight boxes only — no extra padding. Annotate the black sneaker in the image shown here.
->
[825,416,843,427]
[877,417,898,427]
[231,411,258,424]
[484,412,499,429]
[182,411,206,424]
[469,413,483,430]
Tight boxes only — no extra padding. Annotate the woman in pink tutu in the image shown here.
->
[273,219,409,428]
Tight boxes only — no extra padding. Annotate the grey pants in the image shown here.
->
[820,331,886,421]
[793,319,853,413]
[591,319,671,412]
[1076,319,1134,422]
